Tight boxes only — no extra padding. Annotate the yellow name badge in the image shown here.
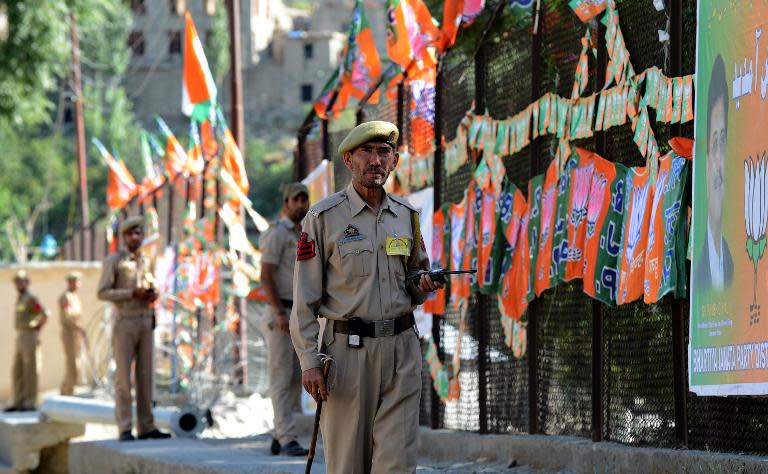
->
[386,236,411,256]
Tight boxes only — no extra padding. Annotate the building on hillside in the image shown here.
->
[121,0,386,141]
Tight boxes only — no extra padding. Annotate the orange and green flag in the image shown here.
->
[314,68,342,120]
[182,11,217,122]
[186,121,205,177]
[386,0,440,73]
[156,116,189,180]
[93,138,137,210]
[617,166,653,305]
[337,0,382,109]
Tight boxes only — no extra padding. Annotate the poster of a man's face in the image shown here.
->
[696,53,733,292]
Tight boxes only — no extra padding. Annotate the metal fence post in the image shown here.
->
[431,57,445,430]
[527,0,544,435]
[669,0,689,448]
[396,82,405,147]
[590,15,609,444]
[474,44,489,435]
[322,118,330,160]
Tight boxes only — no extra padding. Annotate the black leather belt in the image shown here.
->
[334,313,415,338]
[280,299,293,309]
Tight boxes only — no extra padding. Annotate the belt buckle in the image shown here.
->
[375,319,395,337]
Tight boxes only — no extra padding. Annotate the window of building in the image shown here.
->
[303,43,313,59]
[205,29,214,48]
[204,0,216,15]
[169,0,185,15]
[301,84,313,103]
[168,31,182,55]
[128,31,145,56]
[129,0,146,14]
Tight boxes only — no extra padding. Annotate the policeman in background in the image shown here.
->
[60,272,84,395]
[97,216,170,441]
[259,182,310,456]
[5,270,48,412]
[290,121,443,473]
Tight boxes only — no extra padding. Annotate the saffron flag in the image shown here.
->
[644,139,691,303]
[337,0,382,109]
[476,186,499,294]
[156,116,189,180]
[182,12,217,121]
[386,0,440,73]
[439,0,465,51]
[552,154,579,283]
[139,131,165,202]
[526,174,544,302]
[409,65,436,157]
[449,191,470,309]
[583,154,627,305]
[534,160,558,296]
[186,121,205,176]
[497,181,529,320]
[617,166,654,305]
[466,181,481,292]
[222,127,249,195]
[563,148,596,281]
[424,205,448,314]
[314,68,342,120]
[93,138,138,210]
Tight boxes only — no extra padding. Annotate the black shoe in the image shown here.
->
[119,431,135,441]
[270,437,281,455]
[16,406,35,412]
[2,406,18,413]
[281,440,309,456]
[138,429,171,440]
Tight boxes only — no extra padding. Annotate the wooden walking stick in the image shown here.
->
[305,358,332,474]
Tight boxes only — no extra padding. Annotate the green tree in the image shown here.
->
[245,138,293,221]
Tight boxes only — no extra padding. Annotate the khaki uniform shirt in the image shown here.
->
[59,291,82,330]
[97,250,154,317]
[290,183,430,371]
[260,217,299,301]
[15,291,46,331]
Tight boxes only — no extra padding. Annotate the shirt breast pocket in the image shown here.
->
[340,239,374,277]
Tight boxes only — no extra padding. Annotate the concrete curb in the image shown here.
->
[418,428,768,473]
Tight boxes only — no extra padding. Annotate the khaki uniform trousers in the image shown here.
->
[261,306,302,445]
[12,330,39,409]
[60,327,81,395]
[112,316,156,435]
[321,324,421,474]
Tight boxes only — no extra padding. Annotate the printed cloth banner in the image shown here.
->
[617,166,653,305]
[644,138,691,303]
[449,191,470,309]
[534,160,558,296]
[404,187,434,336]
[690,1,768,395]
[476,187,500,294]
[301,160,335,205]
[583,154,627,305]
[553,154,579,283]
[569,0,606,23]
[466,182,480,292]
[564,148,596,282]
[424,204,448,315]
[526,174,544,302]
[497,180,529,320]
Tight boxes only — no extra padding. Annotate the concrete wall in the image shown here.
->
[0,262,105,402]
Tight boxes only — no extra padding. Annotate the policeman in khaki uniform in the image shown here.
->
[60,272,84,395]
[98,216,170,441]
[5,270,48,412]
[259,182,310,456]
[290,121,443,473]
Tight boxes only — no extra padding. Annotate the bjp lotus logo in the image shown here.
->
[745,157,768,325]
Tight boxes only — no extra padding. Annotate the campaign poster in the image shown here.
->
[690,2,768,395]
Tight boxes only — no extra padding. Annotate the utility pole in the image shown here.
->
[70,14,90,256]
[227,0,247,388]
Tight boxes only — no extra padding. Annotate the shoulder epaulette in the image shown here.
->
[388,193,419,213]
[308,190,347,218]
